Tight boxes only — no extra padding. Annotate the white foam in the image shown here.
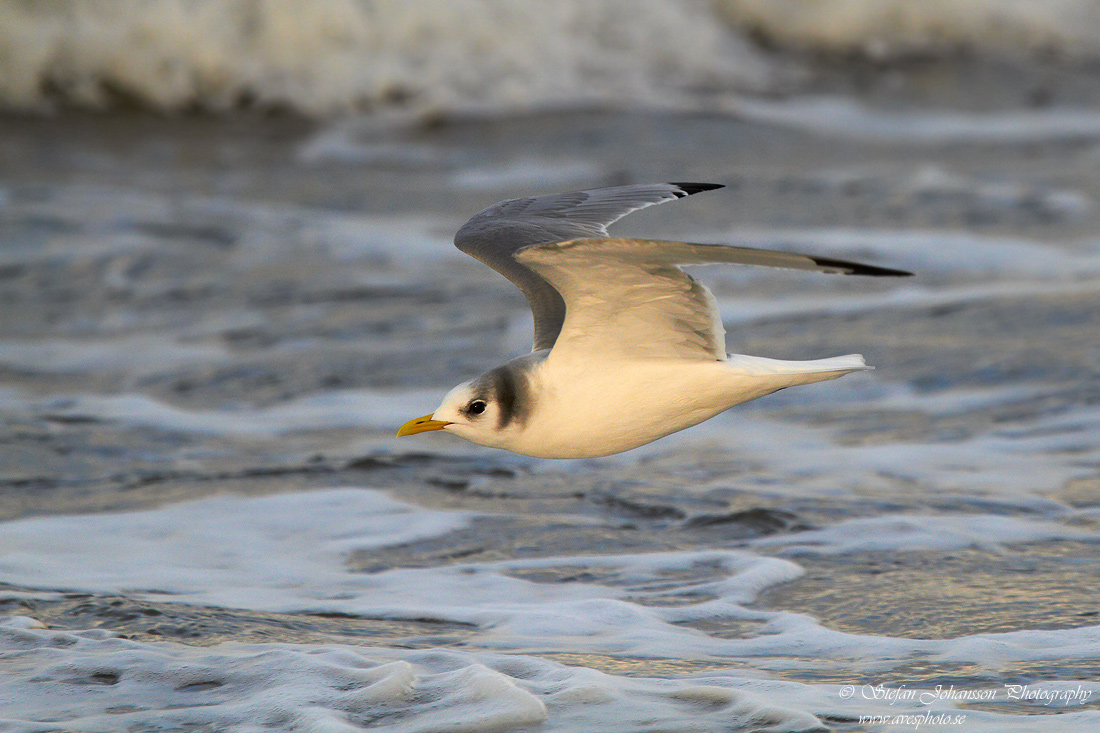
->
[731,616,1100,676]
[716,0,1100,59]
[297,121,458,166]
[8,1,1100,119]
[1,187,176,266]
[1,486,1098,731]
[858,383,1053,416]
[0,625,550,733]
[289,213,459,267]
[0,487,792,666]
[0,622,847,733]
[0,489,470,605]
[6,621,1096,731]
[0,335,230,375]
[463,552,804,657]
[1,489,1094,666]
[901,165,1091,216]
[2,184,459,274]
[0,489,797,653]
[753,514,1099,556]
[727,96,1100,142]
[0,0,769,116]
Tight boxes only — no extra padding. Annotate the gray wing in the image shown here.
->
[454,183,723,351]
[515,238,912,362]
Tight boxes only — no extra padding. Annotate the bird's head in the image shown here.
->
[396,363,530,449]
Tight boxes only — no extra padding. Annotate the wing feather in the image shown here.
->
[454,183,723,350]
[515,238,911,362]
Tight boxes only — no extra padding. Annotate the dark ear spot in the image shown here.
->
[488,367,520,428]
[492,368,517,428]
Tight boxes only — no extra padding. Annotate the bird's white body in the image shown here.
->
[396,183,909,458]
[440,349,869,458]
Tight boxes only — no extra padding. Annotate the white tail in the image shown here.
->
[727,353,870,373]
[726,352,871,386]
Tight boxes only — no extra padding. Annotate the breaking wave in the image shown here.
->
[3,0,1100,116]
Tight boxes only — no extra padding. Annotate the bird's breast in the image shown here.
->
[510,358,737,458]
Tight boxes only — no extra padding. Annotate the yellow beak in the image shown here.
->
[396,413,452,437]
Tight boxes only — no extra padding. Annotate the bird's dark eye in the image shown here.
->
[467,400,487,416]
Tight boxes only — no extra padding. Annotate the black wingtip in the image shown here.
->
[668,182,725,198]
[811,255,914,277]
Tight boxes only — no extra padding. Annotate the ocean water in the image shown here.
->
[3,3,1100,732]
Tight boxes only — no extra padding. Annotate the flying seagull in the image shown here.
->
[397,183,910,458]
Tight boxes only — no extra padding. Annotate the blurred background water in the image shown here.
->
[1,1,1100,731]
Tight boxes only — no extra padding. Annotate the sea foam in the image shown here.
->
[8,1,1100,118]
[0,0,767,116]
[2,489,1098,731]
